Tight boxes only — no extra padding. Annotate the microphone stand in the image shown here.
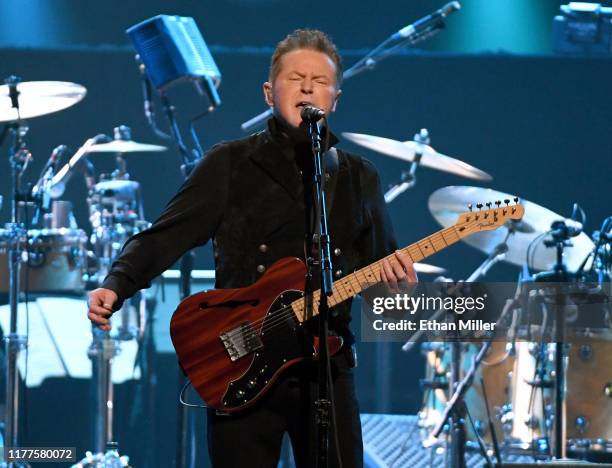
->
[157,89,203,468]
[132,57,221,468]
[303,117,335,468]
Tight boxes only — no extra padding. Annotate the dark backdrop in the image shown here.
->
[1,5,611,466]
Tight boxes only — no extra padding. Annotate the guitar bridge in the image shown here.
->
[219,322,263,361]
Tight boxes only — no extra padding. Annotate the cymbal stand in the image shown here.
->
[535,221,574,460]
[76,146,151,466]
[384,128,428,203]
[424,341,494,468]
[87,327,120,454]
[3,75,33,468]
[466,222,516,282]
[422,243,511,467]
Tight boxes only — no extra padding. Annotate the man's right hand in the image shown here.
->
[87,288,119,331]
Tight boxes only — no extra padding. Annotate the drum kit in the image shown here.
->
[344,130,612,465]
[0,77,169,467]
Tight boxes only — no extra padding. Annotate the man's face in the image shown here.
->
[263,48,341,129]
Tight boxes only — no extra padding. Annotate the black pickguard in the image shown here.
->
[221,290,313,408]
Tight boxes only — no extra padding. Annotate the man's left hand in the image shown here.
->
[380,250,418,290]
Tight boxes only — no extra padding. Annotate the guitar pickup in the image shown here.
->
[219,322,263,362]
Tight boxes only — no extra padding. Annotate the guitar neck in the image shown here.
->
[290,224,464,322]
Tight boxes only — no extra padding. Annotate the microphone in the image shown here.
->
[32,145,68,194]
[46,144,68,172]
[391,1,461,41]
[550,219,583,239]
[48,134,110,198]
[300,105,325,122]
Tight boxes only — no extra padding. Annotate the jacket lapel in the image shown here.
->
[248,133,302,200]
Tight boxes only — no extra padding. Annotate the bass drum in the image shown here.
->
[566,331,612,460]
[419,341,551,455]
[0,228,87,294]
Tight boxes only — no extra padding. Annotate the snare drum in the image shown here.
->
[0,228,87,293]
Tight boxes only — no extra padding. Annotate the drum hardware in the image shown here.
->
[342,130,493,204]
[421,190,604,462]
[580,216,612,284]
[74,125,162,466]
[2,75,98,465]
[47,134,111,200]
[424,339,497,467]
[85,125,167,155]
[43,200,78,229]
[2,74,39,466]
[531,217,585,460]
[420,376,449,390]
[0,227,88,294]
[479,376,503,464]
[564,330,612,461]
[0,79,86,123]
[417,241,522,467]
[384,127,427,204]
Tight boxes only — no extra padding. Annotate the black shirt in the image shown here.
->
[102,118,398,343]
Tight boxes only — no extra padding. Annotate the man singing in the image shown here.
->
[88,28,416,467]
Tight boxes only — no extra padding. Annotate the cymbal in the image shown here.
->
[428,186,594,271]
[0,81,86,122]
[342,132,492,181]
[86,140,167,154]
[414,263,446,275]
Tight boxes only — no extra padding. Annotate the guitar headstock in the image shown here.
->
[455,198,525,236]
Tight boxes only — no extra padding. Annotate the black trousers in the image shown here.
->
[207,349,363,468]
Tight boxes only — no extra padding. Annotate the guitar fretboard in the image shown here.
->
[290,224,465,322]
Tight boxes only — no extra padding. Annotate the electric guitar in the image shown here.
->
[170,200,524,412]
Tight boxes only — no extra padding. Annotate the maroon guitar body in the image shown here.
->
[170,257,342,412]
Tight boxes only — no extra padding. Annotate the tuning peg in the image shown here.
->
[513,197,519,204]
[495,200,501,208]
[504,199,510,206]
[486,202,492,209]
[468,203,473,212]
[476,203,483,210]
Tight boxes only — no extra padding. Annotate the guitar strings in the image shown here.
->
[218,217,486,343]
[220,216,487,342]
